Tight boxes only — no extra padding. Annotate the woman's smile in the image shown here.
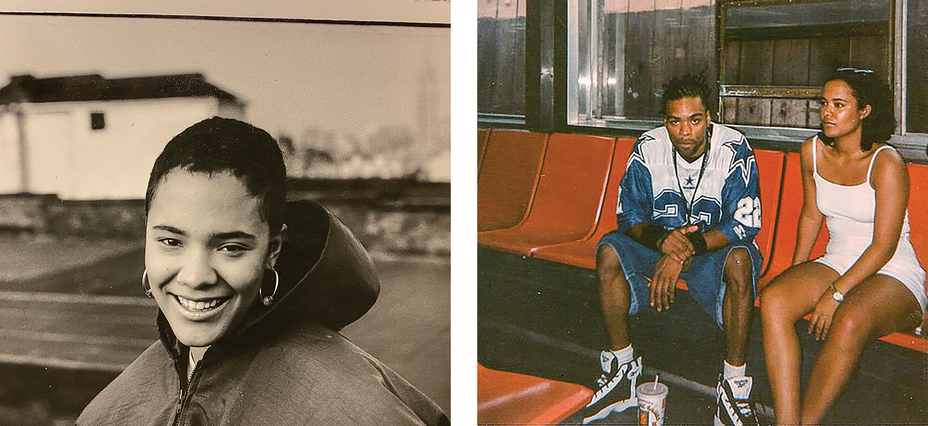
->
[146,170,274,347]
[170,293,230,320]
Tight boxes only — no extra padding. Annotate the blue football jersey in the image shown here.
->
[616,122,762,245]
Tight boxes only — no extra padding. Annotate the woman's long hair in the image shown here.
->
[818,68,896,151]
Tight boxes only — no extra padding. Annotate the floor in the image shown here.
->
[478,247,928,425]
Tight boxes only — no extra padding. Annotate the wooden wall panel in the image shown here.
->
[722,97,738,123]
[738,98,772,125]
[809,38,850,86]
[771,99,808,127]
[683,5,715,77]
[772,39,810,85]
[613,4,715,119]
[719,7,890,130]
[739,40,774,85]
[807,100,822,128]
[724,42,741,86]
[849,36,888,78]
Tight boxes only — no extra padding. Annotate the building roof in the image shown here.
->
[0,73,242,105]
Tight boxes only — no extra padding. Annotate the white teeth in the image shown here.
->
[176,295,223,311]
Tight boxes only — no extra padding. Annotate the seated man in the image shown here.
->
[581,73,762,426]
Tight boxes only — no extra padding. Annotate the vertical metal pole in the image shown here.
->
[526,0,557,131]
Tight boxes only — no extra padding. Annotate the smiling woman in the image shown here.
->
[147,171,277,355]
[76,117,449,425]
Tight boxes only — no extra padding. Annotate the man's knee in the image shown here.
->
[723,247,753,293]
[596,245,624,283]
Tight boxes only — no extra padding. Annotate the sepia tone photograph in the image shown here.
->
[477,0,927,425]
[0,2,450,424]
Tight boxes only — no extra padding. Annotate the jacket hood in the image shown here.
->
[247,200,381,333]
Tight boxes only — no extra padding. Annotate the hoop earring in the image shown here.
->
[260,269,279,306]
[141,270,153,298]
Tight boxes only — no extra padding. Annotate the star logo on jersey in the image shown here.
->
[724,137,756,186]
[684,175,695,187]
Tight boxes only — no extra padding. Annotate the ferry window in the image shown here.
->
[478,0,526,118]
[568,0,716,125]
[720,0,891,129]
[90,112,105,130]
[564,0,924,157]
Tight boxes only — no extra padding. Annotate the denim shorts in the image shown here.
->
[596,231,762,328]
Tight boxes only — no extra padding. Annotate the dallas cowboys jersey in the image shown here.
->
[616,123,761,245]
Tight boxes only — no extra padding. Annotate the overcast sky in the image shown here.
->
[0,4,450,156]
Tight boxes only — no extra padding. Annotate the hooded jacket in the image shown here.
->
[77,200,449,426]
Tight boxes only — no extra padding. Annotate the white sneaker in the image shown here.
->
[580,351,642,424]
[714,375,760,426]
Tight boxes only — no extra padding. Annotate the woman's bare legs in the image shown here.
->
[800,275,921,424]
[759,262,838,425]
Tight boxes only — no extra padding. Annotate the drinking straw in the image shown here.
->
[653,375,659,392]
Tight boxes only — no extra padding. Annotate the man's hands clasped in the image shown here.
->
[649,225,699,311]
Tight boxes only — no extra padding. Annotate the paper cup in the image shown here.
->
[637,381,668,426]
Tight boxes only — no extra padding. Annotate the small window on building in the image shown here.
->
[90,112,105,130]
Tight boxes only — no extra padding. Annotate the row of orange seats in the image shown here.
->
[477,128,928,352]
[476,127,928,425]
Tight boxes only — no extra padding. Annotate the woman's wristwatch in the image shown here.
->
[830,283,845,303]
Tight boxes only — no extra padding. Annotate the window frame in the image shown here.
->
[555,0,927,162]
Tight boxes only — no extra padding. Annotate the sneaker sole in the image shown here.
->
[582,397,637,424]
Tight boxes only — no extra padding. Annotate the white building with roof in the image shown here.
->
[0,73,245,199]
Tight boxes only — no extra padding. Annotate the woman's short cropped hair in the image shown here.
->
[822,68,896,150]
[145,116,287,235]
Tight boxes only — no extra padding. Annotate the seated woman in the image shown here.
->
[77,117,448,425]
[759,68,926,424]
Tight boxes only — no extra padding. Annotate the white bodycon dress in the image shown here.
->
[812,137,927,314]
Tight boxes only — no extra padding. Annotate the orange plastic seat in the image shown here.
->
[881,163,928,353]
[478,130,549,232]
[906,163,928,318]
[478,134,616,256]
[752,150,785,277]
[529,139,635,268]
[478,363,592,425]
[478,128,490,174]
[759,152,830,289]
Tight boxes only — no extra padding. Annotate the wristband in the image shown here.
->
[686,232,708,256]
[637,223,669,251]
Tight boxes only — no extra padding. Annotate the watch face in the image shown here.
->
[832,290,844,303]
